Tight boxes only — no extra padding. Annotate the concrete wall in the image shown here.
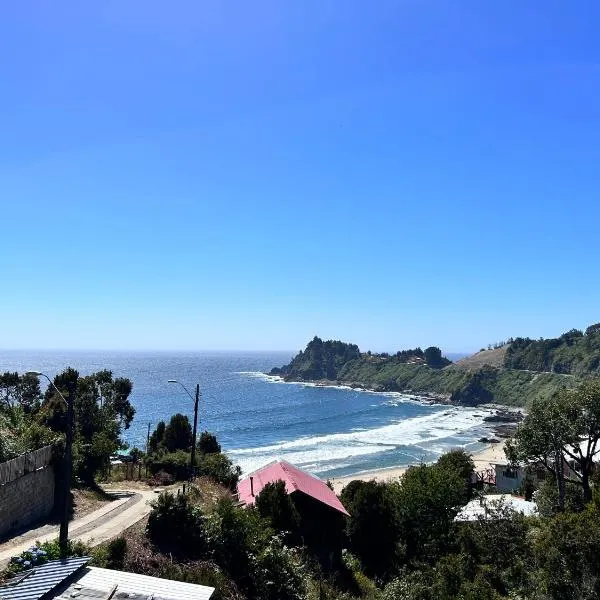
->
[0,465,55,539]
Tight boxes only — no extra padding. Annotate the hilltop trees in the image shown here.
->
[424,346,446,368]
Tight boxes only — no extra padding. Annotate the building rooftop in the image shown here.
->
[0,558,214,600]
[455,494,537,522]
[238,460,350,516]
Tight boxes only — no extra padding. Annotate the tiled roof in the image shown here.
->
[238,460,350,516]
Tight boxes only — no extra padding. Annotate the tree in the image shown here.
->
[424,347,444,368]
[0,372,41,412]
[397,463,465,563]
[507,380,600,506]
[163,413,192,452]
[39,368,135,483]
[198,430,221,454]
[255,480,300,541]
[585,323,600,337]
[506,393,577,511]
[341,480,402,578]
[148,421,166,453]
[436,449,475,502]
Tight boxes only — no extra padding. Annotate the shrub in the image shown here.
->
[148,450,191,480]
[198,431,221,454]
[255,480,300,540]
[105,536,127,570]
[196,452,241,490]
[147,491,207,557]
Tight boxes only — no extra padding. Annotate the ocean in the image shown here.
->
[0,350,494,479]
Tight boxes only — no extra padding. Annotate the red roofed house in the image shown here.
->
[238,460,349,564]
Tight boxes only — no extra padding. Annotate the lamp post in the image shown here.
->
[167,380,200,478]
[27,371,74,559]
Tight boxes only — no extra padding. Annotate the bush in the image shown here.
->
[255,480,300,540]
[105,536,127,570]
[147,491,207,557]
[148,450,191,480]
[196,452,241,490]
[198,431,221,454]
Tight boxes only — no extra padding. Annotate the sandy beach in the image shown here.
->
[329,441,507,494]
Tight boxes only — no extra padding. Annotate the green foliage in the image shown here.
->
[341,480,403,578]
[435,450,475,502]
[532,503,600,599]
[148,420,166,453]
[148,450,191,480]
[424,347,449,368]
[0,372,41,412]
[255,480,300,541]
[397,463,465,564]
[534,478,585,517]
[198,430,222,454]
[148,447,241,487]
[147,491,207,557]
[270,333,599,407]
[163,413,193,452]
[105,536,127,570]
[270,336,361,380]
[505,324,600,375]
[196,452,241,489]
[508,380,600,505]
[36,368,135,483]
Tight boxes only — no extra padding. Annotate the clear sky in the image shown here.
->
[1,1,599,353]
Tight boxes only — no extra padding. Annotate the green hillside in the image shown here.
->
[504,323,600,375]
[269,328,600,407]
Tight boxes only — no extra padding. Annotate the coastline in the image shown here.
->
[328,440,507,494]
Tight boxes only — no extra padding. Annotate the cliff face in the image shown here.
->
[271,338,579,407]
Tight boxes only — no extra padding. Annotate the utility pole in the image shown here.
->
[60,381,75,559]
[146,421,151,455]
[190,384,200,479]
[167,380,201,480]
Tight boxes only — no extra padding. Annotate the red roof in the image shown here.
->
[237,460,350,516]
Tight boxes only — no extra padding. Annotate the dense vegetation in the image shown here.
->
[271,328,600,407]
[146,415,241,488]
[90,436,600,599]
[0,368,135,483]
[504,324,600,375]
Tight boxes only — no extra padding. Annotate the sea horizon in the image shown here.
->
[0,349,481,479]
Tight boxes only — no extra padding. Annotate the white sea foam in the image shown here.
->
[229,407,491,475]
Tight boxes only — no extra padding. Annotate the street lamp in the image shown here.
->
[167,380,200,478]
[26,371,74,559]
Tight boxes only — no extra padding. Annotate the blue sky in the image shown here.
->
[1,1,599,353]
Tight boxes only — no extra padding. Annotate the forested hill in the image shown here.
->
[270,326,600,407]
[270,336,450,381]
[504,324,600,375]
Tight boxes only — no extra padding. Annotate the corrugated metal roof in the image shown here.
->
[0,557,89,600]
[238,460,350,516]
[65,567,214,600]
[0,560,214,600]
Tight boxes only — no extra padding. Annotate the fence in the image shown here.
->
[0,445,54,486]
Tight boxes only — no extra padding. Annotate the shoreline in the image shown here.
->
[328,440,507,494]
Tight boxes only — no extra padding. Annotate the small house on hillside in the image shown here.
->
[238,460,349,562]
[238,460,350,517]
